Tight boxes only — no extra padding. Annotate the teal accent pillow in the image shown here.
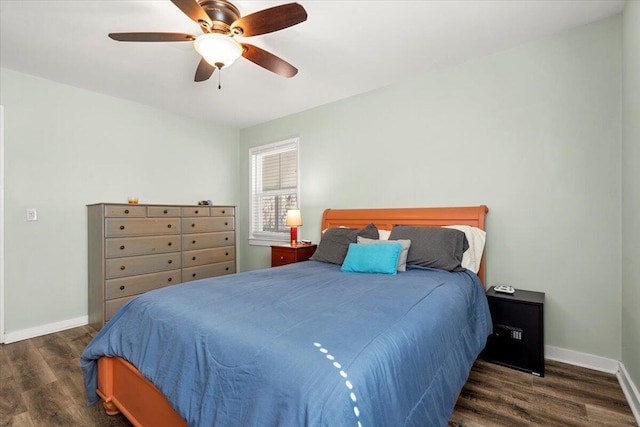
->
[357,236,411,272]
[340,242,402,275]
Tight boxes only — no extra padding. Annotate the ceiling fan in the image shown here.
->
[109,0,307,82]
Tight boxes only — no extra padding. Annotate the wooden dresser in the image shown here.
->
[88,203,236,330]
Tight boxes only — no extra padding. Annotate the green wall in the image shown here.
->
[239,16,623,360]
[622,0,640,393]
[0,69,240,335]
[0,7,635,387]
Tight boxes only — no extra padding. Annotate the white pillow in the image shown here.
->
[443,225,486,274]
[378,229,391,240]
[357,236,411,272]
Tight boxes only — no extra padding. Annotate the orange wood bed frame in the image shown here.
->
[95,205,489,426]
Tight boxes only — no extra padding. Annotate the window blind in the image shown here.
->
[250,138,299,242]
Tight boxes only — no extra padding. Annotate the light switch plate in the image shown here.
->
[27,208,37,221]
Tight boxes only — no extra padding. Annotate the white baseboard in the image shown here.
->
[546,345,640,425]
[545,344,619,373]
[618,362,640,425]
[2,315,88,344]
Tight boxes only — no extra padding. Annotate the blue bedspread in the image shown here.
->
[81,261,491,427]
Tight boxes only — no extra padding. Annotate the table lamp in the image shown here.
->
[285,209,303,246]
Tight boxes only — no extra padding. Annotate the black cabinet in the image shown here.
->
[482,287,545,376]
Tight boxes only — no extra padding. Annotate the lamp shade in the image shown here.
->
[194,33,242,68]
[285,209,303,227]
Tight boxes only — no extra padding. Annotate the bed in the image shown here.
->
[81,205,491,427]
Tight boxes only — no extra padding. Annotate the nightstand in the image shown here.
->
[482,286,545,376]
[271,244,317,267]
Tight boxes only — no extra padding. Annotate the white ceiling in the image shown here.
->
[0,0,626,129]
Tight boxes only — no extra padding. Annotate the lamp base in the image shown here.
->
[290,227,298,246]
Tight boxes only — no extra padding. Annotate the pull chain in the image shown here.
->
[215,62,223,90]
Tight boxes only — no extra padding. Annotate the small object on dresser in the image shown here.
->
[494,285,515,294]
[127,196,139,204]
[197,200,213,206]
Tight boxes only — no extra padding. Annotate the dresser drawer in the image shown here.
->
[104,205,146,218]
[210,207,234,217]
[182,246,235,268]
[106,218,180,237]
[182,207,210,217]
[182,217,234,234]
[105,270,181,300]
[105,296,135,322]
[106,253,182,279]
[147,206,181,217]
[106,235,181,258]
[182,261,236,282]
[182,231,234,250]
[271,249,297,267]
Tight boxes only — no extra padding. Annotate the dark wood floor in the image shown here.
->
[451,358,637,427]
[0,325,637,427]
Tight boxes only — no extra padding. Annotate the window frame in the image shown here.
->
[249,138,300,246]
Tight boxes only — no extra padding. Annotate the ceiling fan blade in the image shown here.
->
[195,58,216,82]
[241,43,298,78]
[109,32,196,42]
[231,3,307,37]
[170,0,212,29]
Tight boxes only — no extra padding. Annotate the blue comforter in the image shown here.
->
[81,261,491,427]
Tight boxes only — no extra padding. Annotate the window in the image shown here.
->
[250,138,299,245]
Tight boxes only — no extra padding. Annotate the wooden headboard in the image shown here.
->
[320,206,489,285]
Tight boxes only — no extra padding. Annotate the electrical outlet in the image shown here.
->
[27,208,37,221]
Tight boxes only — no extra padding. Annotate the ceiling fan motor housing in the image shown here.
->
[199,0,240,33]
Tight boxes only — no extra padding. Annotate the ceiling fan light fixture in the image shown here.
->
[194,33,242,68]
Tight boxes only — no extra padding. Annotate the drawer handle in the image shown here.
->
[124,209,129,214]
[225,222,228,226]
[168,277,172,282]
[168,242,172,246]
[192,224,196,227]
[226,252,229,256]
[120,266,125,270]
[195,210,199,214]
[120,225,125,230]
[168,260,173,264]
[164,209,168,214]
[120,245,125,250]
[226,267,229,271]
[222,210,225,214]
[192,273,196,277]
[225,237,229,241]
[192,240,196,244]
[192,256,196,261]
[119,285,125,290]
[167,224,172,228]
[280,256,284,260]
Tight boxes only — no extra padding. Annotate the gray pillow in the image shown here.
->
[388,226,468,272]
[310,223,379,265]
[357,236,411,272]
